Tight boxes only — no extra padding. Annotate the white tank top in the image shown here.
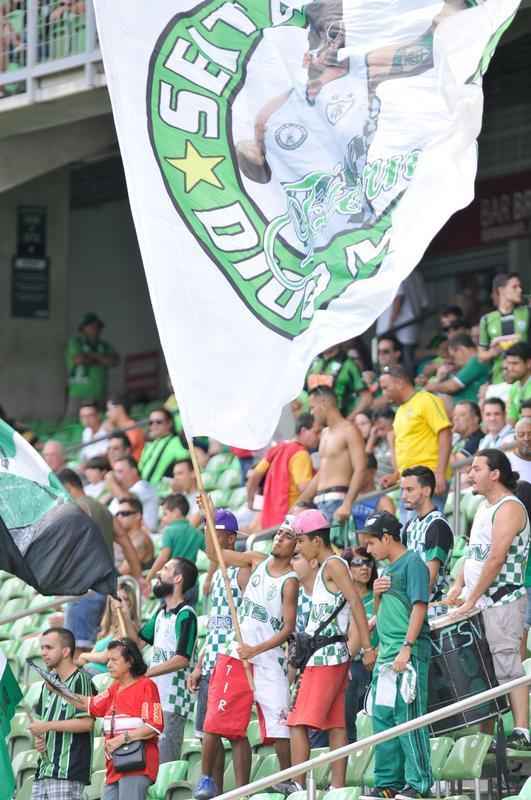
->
[234,556,297,665]
[464,494,530,608]
[306,555,351,666]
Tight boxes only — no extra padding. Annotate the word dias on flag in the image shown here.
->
[93,0,521,447]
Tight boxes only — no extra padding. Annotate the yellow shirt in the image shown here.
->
[255,449,313,508]
[393,391,451,474]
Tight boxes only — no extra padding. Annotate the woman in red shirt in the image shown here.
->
[46,638,164,799]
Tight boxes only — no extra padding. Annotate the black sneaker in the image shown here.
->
[271,780,304,795]
[507,731,531,751]
[395,786,429,800]
[360,788,399,799]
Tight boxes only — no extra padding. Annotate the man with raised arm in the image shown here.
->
[275,509,375,795]
[193,512,299,800]
[293,385,367,547]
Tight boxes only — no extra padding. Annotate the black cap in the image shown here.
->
[79,312,104,331]
[359,511,402,540]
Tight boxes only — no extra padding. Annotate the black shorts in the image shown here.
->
[195,673,211,736]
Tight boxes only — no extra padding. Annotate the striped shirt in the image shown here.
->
[35,669,95,784]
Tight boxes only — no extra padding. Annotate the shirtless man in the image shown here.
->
[292,386,367,543]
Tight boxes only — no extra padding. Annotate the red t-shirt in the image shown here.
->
[88,677,164,784]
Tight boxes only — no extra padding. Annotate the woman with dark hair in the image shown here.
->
[45,637,164,799]
[343,547,378,742]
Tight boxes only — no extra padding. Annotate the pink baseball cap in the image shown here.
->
[293,509,330,535]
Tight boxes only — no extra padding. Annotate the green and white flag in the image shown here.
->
[0,651,22,798]
[93,0,520,447]
[0,419,116,595]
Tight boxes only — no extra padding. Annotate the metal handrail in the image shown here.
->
[216,674,531,800]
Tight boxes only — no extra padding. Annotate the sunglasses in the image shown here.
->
[149,419,166,425]
[351,558,372,567]
[116,510,137,518]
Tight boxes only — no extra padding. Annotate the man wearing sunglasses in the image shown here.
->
[138,407,189,486]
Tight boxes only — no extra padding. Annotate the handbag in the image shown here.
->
[288,599,347,670]
[110,707,146,773]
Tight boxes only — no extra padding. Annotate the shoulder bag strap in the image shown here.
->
[313,598,347,637]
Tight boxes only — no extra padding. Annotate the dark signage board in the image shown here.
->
[11,207,49,319]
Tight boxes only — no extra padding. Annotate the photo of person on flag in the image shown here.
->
[236,0,479,279]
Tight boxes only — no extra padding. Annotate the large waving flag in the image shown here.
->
[0,420,117,595]
[93,0,519,447]
[0,651,22,798]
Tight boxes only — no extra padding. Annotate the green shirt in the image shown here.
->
[307,354,366,416]
[479,305,529,384]
[139,435,189,485]
[35,668,95,784]
[161,519,205,562]
[453,357,491,403]
[508,376,531,423]
[66,335,117,401]
[376,550,430,664]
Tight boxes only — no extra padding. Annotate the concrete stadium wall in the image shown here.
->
[0,168,70,420]
[68,198,161,398]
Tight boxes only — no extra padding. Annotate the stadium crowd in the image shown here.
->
[2,269,531,800]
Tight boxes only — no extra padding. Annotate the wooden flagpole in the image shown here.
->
[186,435,254,689]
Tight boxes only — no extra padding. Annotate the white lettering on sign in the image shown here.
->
[218,699,227,711]
[195,203,259,252]
[159,85,219,138]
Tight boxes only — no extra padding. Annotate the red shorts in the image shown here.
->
[203,654,254,740]
[288,663,349,731]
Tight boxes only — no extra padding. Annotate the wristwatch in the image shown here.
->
[124,731,130,744]
[402,640,413,648]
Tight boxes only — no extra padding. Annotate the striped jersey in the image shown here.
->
[403,510,453,602]
[306,556,350,667]
[296,586,313,633]
[202,566,243,676]
[35,668,95,784]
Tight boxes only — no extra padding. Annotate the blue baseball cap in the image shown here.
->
[214,508,239,533]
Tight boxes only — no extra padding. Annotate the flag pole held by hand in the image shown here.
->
[186,435,254,690]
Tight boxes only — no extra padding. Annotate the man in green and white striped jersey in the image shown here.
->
[401,466,453,614]
[28,627,95,800]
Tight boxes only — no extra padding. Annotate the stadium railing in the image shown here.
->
[213,675,531,800]
[0,0,100,102]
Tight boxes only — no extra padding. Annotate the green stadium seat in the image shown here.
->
[252,753,280,781]
[311,746,331,788]
[223,753,260,791]
[0,576,28,602]
[229,487,248,510]
[205,453,238,476]
[15,776,35,800]
[8,712,33,761]
[92,736,106,773]
[247,718,262,749]
[85,769,106,800]
[181,737,202,760]
[217,468,242,490]
[345,744,373,788]
[147,759,189,799]
[444,492,454,515]
[323,789,361,800]
[17,637,42,668]
[462,492,483,525]
[290,792,325,800]
[92,673,113,693]
[523,658,531,676]
[209,489,232,507]
[355,712,372,740]
[11,614,41,639]
[439,734,492,800]
[450,555,466,581]
[250,795,285,800]
[202,471,218,492]
[196,550,210,573]
[23,681,44,714]
[0,599,29,639]
[430,736,454,781]
[12,748,40,790]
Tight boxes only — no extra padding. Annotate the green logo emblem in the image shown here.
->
[147,1,421,338]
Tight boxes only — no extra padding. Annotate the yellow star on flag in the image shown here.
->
[166,141,224,193]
